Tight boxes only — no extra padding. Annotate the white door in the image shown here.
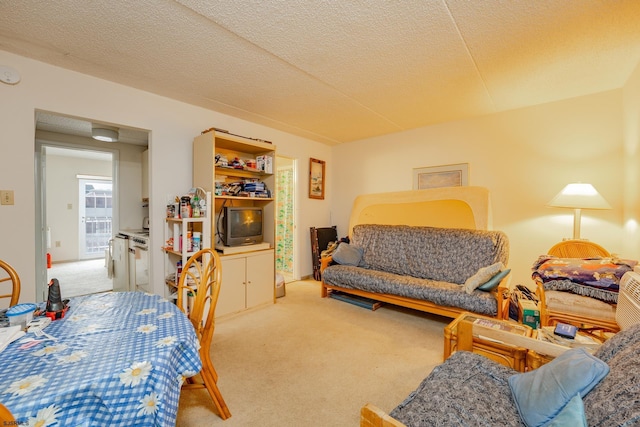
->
[79,178,113,259]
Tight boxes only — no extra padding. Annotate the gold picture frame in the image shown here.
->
[309,158,325,199]
[413,163,469,190]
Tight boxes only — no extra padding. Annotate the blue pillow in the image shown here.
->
[331,243,363,266]
[477,268,511,291]
[547,393,587,427]
[509,347,608,427]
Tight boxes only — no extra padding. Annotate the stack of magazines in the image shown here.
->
[536,326,601,352]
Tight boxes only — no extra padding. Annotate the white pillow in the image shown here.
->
[464,262,504,294]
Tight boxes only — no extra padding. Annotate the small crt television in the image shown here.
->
[222,206,264,246]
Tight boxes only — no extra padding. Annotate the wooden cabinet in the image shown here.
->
[216,249,275,317]
[192,130,276,315]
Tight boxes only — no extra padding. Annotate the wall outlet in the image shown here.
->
[55,241,61,247]
[0,190,14,205]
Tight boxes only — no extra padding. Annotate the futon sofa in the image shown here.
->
[321,224,510,319]
[362,321,640,426]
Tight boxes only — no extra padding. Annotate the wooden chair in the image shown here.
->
[176,248,231,420]
[547,239,610,258]
[0,259,21,307]
[0,403,15,423]
[536,240,620,336]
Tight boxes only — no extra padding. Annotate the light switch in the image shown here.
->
[0,190,14,205]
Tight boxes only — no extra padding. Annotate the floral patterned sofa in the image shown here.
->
[321,223,510,319]
[361,321,640,426]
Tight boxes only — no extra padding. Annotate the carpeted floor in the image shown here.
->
[176,279,449,426]
[48,259,113,298]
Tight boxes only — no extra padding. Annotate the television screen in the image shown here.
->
[223,206,263,246]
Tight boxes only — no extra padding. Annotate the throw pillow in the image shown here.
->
[477,269,511,292]
[546,393,587,427]
[464,262,504,293]
[508,347,609,427]
[331,243,363,266]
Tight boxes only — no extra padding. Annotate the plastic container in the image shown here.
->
[275,273,286,298]
[193,232,201,251]
[6,303,37,329]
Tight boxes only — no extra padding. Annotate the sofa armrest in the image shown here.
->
[534,278,549,325]
[320,255,333,273]
[360,403,406,427]
[494,273,512,320]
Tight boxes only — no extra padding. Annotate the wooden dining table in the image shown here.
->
[0,292,202,426]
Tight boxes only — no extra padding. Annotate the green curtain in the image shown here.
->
[275,166,294,274]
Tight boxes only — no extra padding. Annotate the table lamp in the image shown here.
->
[547,183,611,239]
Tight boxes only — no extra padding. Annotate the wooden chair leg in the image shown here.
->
[201,365,231,419]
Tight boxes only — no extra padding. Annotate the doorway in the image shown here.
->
[40,145,116,298]
[34,111,149,301]
[275,156,296,282]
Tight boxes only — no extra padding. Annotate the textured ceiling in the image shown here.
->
[2,1,640,146]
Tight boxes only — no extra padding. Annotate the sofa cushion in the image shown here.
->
[331,243,363,266]
[585,322,640,425]
[508,347,609,427]
[322,265,498,316]
[478,269,511,291]
[547,393,587,427]
[351,224,509,285]
[464,262,504,293]
[390,351,524,426]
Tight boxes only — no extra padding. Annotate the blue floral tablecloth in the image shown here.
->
[0,292,202,426]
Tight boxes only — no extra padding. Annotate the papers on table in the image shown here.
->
[0,325,25,352]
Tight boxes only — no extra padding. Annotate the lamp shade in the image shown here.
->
[92,125,119,142]
[547,183,611,210]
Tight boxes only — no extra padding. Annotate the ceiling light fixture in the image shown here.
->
[92,125,119,142]
[547,182,611,240]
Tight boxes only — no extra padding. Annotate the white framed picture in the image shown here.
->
[413,163,469,190]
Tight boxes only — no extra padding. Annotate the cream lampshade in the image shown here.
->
[547,183,611,239]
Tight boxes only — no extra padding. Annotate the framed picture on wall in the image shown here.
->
[309,158,325,200]
[413,163,469,190]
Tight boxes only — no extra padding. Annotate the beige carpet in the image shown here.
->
[176,279,450,426]
[48,259,113,298]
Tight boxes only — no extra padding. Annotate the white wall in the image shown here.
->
[622,61,640,259]
[0,50,330,303]
[331,88,635,288]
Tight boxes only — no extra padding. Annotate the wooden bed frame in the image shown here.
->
[321,186,510,320]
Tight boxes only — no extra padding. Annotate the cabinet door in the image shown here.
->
[217,257,247,317]
[246,251,274,308]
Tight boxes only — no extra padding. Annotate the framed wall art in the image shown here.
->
[309,158,325,200]
[413,163,469,190]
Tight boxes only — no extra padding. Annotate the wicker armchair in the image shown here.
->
[535,240,620,335]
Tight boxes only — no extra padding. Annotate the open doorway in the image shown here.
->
[34,111,149,301]
[42,146,115,298]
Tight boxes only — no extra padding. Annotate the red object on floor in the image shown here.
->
[46,253,52,269]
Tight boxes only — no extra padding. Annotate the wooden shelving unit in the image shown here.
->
[193,130,276,317]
